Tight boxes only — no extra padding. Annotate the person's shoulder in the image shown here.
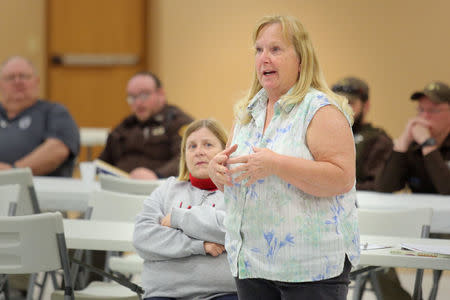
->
[165,104,192,120]
[299,89,335,114]
[361,123,392,140]
[110,114,137,133]
[159,176,191,192]
[163,104,193,133]
[34,99,74,117]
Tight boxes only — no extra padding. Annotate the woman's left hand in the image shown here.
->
[160,214,171,227]
[228,146,276,186]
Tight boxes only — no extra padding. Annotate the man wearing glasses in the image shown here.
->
[0,56,79,177]
[376,81,450,195]
[98,71,193,179]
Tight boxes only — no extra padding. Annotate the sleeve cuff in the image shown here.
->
[190,239,206,255]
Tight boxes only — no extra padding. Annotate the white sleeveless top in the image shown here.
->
[224,88,360,282]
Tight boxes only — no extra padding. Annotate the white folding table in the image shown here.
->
[63,219,450,271]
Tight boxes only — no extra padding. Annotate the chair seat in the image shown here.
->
[51,281,140,300]
[109,253,144,274]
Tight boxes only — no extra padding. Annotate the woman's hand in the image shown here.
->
[228,146,276,186]
[208,144,238,191]
[160,214,171,227]
[204,242,225,256]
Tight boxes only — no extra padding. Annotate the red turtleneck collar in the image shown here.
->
[189,173,218,191]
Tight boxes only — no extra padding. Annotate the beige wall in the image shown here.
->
[1,0,449,139]
[0,0,46,95]
[147,0,450,138]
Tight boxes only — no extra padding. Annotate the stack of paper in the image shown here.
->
[401,243,450,256]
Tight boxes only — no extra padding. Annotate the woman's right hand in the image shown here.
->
[204,242,225,256]
[208,144,238,191]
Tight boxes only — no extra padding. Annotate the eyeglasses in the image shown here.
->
[126,91,152,105]
[417,107,450,115]
[1,73,33,82]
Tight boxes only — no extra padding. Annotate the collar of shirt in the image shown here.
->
[247,88,298,121]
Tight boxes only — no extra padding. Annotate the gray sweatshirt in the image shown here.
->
[133,177,236,299]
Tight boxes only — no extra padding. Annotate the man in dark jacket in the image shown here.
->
[99,71,193,179]
[376,81,449,195]
[332,77,393,190]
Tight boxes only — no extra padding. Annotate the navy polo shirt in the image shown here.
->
[0,100,80,177]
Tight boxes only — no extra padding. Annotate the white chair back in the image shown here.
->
[0,212,65,273]
[0,168,40,215]
[99,174,162,196]
[0,184,21,216]
[358,207,433,238]
[87,189,146,222]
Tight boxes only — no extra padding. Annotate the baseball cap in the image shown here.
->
[411,81,449,104]
[331,77,369,102]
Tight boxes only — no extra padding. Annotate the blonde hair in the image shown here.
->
[234,15,353,124]
[178,119,228,181]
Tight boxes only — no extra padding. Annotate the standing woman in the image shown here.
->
[209,16,360,300]
[134,119,237,300]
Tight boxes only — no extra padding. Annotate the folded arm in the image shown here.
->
[133,187,205,261]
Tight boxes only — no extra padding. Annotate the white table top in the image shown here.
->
[357,191,450,234]
[360,235,450,270]
[79,127,109,147]
[63,219,450,271]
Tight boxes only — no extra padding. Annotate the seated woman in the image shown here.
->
[133,119,237,300]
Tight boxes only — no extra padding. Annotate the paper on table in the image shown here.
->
[360,243,392,250]
[401,243,450,255]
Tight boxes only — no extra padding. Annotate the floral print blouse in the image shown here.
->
[224,88,360,282]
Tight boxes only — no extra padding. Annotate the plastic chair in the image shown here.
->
[0,182,47,299]
[355,207,433,300]
[98,175,153,277]
[99,174,162,196]
[0,184,21,216]
[0,168,40,215]
[85,189,147,223]
[0,212,74,300]
[60,190,146,300]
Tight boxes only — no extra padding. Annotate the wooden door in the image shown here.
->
[47,0,147,161]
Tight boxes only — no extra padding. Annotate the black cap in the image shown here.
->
[332,77,369,102]
[411,81,449,104]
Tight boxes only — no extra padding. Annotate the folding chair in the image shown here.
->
[0,168,40,215]
[98,175,153,277]
[0,175,48,299]
[0,212,74,300]
[56,190,146,300]
[355,207,433,300]
[99,174,162,196]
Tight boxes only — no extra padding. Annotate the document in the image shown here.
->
[94,159,129,178]
[401,243,450,256]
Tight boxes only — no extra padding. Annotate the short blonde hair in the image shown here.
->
[178,119,228,181]
[234,15,353,124]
